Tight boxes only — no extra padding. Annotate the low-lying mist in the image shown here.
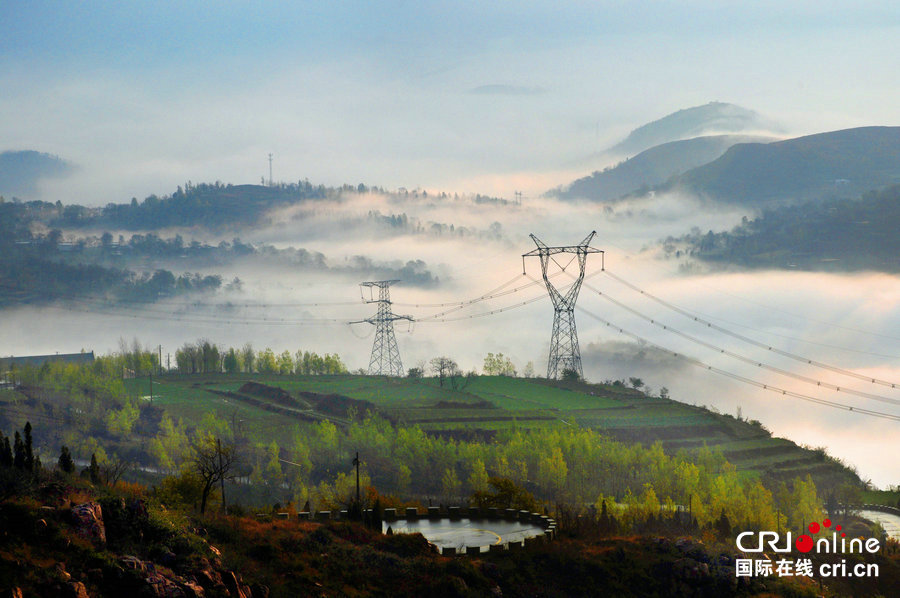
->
[4,190,900,486]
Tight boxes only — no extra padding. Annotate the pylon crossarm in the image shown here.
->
[523,245,602,257]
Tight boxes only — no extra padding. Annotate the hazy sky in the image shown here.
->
[2,2,900,203]
[3,3,900,486]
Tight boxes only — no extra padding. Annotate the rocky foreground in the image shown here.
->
[2,479,898,597]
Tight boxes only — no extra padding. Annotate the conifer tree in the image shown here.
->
[0,432,12,467]
[89,453,101,484]
[13,432,24,470]
[58,446,75,474]
[23,422,34,472]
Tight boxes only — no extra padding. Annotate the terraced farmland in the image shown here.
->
[124,373,857,488]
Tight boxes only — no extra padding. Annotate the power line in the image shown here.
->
[0,272,550,325]
[578,279,900,407]
[602,269,900,389]
[574,305,900,423]
[41,304,350,327]
[413,293,547,323]
[393,273,526,308]
[580,235,900,344]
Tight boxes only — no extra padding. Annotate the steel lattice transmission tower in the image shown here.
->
[523,232,603,380]
[351,280,412,376]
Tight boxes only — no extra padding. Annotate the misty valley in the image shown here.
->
[3,103,900,597]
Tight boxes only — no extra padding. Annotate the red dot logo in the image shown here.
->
[795,534,814,553]
[836,524,842,531]
[809,522,820,534]
[823,518,831,528]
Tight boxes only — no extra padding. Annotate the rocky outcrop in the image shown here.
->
[71,502,106,545]
[119,555,255,598]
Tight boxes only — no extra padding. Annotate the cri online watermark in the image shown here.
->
[734,518,880,578]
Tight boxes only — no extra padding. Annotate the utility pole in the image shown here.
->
[218,437,226,513]
[353,451,360,505]
[523,231,603,379]
[350,281,412,376]
[268,153,273,187]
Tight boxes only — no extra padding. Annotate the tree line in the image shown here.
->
[175,340,348,376]
[668,184,900,271]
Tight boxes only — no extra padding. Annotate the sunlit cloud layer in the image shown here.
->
[2,3,900,485]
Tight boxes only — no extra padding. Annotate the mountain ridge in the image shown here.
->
[671,125,900,205]
[557,134,775,201]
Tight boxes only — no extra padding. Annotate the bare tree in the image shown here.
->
[101,458,132,486]
[429,357,460,387]
[191,435,237,514]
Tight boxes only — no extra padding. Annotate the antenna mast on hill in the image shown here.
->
[523,232,603,379]
[350,280,413,376]
[268,153,273,186]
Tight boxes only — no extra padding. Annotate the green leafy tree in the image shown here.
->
[537,446,568,499]
[223,348,240,374]
[467,458,489,493]
[106,401,139,436]
[471,477,538,511]
[257,348,278,374]
[561,368,580,381]
[441,467,461,500]
[278,350,294,375]
[522,361,535,378]
[156,470,206,509]
[483,352,516,376]
[149,414,189,473]
[241,343,255,373]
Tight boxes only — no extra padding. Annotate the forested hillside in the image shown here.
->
[668,184,900,271]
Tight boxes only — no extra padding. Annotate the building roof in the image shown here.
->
[0,351,95,369]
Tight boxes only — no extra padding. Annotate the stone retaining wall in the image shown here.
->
[861,503,900,517]
[288,505,557,555]
[382,505,556,554]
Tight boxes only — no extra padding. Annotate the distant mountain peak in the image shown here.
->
[0,150,74,198]
[611,102,782,156]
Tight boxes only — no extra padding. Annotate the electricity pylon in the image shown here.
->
[523,232,603,379]
[351,280,412,376]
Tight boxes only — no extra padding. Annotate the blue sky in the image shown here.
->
[2,2,900,203]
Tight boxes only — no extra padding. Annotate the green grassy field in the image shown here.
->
[116,373,858,489]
